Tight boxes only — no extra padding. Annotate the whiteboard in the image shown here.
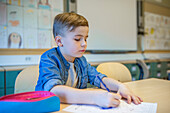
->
[77,0,137,51]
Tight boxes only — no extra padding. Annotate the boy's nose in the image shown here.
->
[81,40,87,47]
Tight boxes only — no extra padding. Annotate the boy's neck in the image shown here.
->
[59,47,75,63]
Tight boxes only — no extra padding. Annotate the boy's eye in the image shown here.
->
[74,39,80,41]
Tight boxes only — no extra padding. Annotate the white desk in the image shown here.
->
[57,78,170,113]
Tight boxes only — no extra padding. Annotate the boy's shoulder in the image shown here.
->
[41,47,58,57]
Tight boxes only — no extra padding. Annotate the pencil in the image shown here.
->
[96,75,110,92]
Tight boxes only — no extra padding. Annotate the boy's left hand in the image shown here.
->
[118,84,143,105]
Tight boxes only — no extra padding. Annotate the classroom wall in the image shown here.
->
[0,0,170,66]
[0,0,170,97]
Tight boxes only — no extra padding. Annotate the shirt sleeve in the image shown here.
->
[87,63,107,88]
[36,53,63,91]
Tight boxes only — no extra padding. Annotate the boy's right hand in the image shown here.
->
[94,90,121,108]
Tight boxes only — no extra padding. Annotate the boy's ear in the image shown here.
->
[55,36,63,47]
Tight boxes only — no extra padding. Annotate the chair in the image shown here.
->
[14,65,39,94]
[96,62,132,82]
[136,59,149,79]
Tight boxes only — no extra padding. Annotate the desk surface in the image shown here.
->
[56,78,170,113]
[124,78,170,113]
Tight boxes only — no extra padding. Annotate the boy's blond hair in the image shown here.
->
[53,12,89,38]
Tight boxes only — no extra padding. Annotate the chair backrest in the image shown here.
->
[14,65,39,94]
[96,62,132,82]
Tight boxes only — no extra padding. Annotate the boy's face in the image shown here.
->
[59,26,89,62]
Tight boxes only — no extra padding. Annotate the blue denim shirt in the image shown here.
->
[35,47,107,91]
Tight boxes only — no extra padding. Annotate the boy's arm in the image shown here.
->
[50,85,121,108]
[36,50,64,91]
[102,77,143,105]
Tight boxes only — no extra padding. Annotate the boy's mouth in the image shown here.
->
[80,50,85,52]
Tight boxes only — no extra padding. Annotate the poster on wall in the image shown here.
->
[0,3,7,26]
[38,29,51,48]
[24,7,37,28]
[7,5,23,27]
[144,12,170,50]
[38,9,51,29]
[7,0,23,6]
[23,0,37,8]
[37,0,51,9]
[24,28,38,48]
[7,27,23,48]
[0,25,8,48]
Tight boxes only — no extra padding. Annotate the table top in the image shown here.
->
[55,78,170,113]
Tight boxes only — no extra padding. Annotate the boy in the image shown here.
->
[35,12,142,108]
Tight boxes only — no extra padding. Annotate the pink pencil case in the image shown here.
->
[0,91,60,113]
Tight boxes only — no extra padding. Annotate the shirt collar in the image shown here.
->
[56,47,70,69]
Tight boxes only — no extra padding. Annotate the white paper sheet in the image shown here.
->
[63,100,157,113]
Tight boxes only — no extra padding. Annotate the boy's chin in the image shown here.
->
[76,54,83,58]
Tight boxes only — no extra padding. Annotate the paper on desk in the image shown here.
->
[63,100,157,113]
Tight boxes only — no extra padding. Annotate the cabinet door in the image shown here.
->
[0,88,4,97]
[124,64,140,80]
[150,62,157,78]
[0,71,4,88]
[0,71,4,97]
[161,62,168,78]
[6,87,14,95]
[6,70,21,95]
[6,70,21,87]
